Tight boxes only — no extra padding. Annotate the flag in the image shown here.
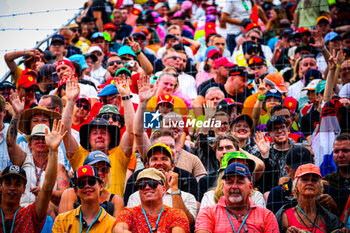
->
[250,5,259,24]
[311,101,340,176]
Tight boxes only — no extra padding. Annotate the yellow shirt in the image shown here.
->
[69,145,130,197]
[52,206,115,233]
[147,95,190,117]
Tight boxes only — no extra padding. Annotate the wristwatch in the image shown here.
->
[170,190,181,195]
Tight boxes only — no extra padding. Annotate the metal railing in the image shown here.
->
[0,7,84,83]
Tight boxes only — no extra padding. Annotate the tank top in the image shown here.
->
[285,208,326,233]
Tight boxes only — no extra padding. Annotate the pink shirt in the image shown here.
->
[195,196,279,233]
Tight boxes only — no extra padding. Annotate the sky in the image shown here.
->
[0,0,87,79]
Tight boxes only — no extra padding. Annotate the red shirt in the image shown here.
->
[0,203,46,233]
[116,205,190,233]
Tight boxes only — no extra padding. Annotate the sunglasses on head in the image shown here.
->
[76,102,90,111]
[108,60,123,66]
[101,113,120,122]
[76,177,97,189]
[136,180,162,190]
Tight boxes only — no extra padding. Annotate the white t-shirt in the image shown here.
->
[288,80,305,101]
[222,0,252,35]
[91,66,107,85]
[178,73,198,99]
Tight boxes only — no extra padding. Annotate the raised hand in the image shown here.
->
[336,45,346,66]
[9,89,24,116]
[257,79,267,96]
[203,100,215,118]
[328,49,337,70]
[137,75,156,103]
[114,74,131,97]
[310,30,325,50]
[254,131,270,158]
[65,78,80,101]
[126,35,141,53]
[45,119,67,151]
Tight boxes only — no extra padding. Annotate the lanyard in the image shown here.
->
[34,160,47,186]
[296,205,326,233]
[1,207,21,233]
[141,205,165,233]
[225,208,250,233]
[79,207,102,233]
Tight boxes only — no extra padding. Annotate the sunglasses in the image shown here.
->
[76,177,97,189]
[76,102,90,111]
[136,180,161,190]
[94,165,110,174]
[108,60,123,66]
[249,36,261,42]
[101,113,120,122]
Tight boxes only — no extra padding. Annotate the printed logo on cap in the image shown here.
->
[82,168,87,173]
[28,76,33,81]
[94,153,107,159]
[9,165,20,172]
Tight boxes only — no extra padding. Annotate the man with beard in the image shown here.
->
[195,163,278,232]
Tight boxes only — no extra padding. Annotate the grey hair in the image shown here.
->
[205,86,224,98]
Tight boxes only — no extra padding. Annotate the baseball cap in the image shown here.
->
[17,69,38,89]
[51,34,64,45]
[206,6,218,15]
[282,97,298,115]
[315,80,326,94]
[97,104,120,116]
[214,57,235,69]
[230,114,253,129]
[267,115,288,132]
[216,98,243,112]
[87,45,103,55]
[302,79,321,91]
[297,27,311,34]
[146,143,173,163]
[69,54,88,70]
[265,89,282,100]
[0,81,15,90]
[55,59,76,72]
[157,94,174,105]
[206,14,216,22]
[241,18,252,28]
[73,165,102,184]
[118,46,136,57]
[222,163,252,180]
[229,66,254,79]
[339,83,350,99]
[75,94,91,107]
[316,16,329,25]
[164,34,178,42]
[132,32,147,40]
[115,67,132,78]
[92,32,105,41]
[245,22,259,32]
[98,84,119,97]
[286,147,314,170]
[181,1,193,11]
[154,2,166,10]
[305,69,322,86]
[264,73,288,93]
[1,165,27,182]
[248,56,266,67]
[134,26,150,35]
[243,43,260,55]
[103,23,116,31]
[171,11,185,20]
[325,32,342,44]
[295,163,322,179]
[25,124,50,142]
[220,151,256,172]
[136,168,167,185]
[205,47,222,60]
[39,64,59,82]
[83,151,111,167]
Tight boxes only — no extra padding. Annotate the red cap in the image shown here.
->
[245,22,259,32]
[57,77,68,90]
[55,59,75,72]
[264,73,288,93]
[103,23,117,31]
[297,27,311,34]
[214,57,235,69]
[295,163,322,179]
[205,22,216,38]
[75,94,91,107]
[17,69,38,88]
[98,78,115,89]
[207,48,222,59]
[74,165,101,182]
[283,97,298,114]
[157,94,174,105]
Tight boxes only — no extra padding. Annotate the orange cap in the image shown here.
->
[134,26,149,35]
[295,163,322,179]
[264,73,288,93]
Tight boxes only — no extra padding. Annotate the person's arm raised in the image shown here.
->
[133,76,155,160]
[127,36,153,75]
[6,90,27,166]
[4,49,40,75]
[62,77,80,159]
[35,120,67,222]
[252,79,267,128]
[115,75,134,158]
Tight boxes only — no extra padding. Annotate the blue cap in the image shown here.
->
[206,14,216,22]
[243,43,259,54]
[266,89,282,100]
[83,151,111,167]
[305,69,322,86]
[0,81,15,90]
[324,32,342,44]
[267,115,288,132]
[222,163,251,180]
[69,54,88,70]
[118,46,136,57]
[92,32,105,40]
[98,84,119,97]
[204,46,220,60]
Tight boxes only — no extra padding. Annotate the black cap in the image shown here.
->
[216,98,243,113]
[0,81,15,90]
[266,115,288,132]
[286,147,313,170]
[81,16,96,23]
[1,165,27,183]
[230,114,253,128]
[165,34,178,42]
[51,34,64,45]
[39,64,59,82]
[229,66,254,79]
[241,18,252,28]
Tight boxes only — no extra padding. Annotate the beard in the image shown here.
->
[227,189,243,204]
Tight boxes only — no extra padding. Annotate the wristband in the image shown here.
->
[122,95,133,100]
[337,65,341,68]
[320,45,327,52]
[257,95,265,101]
[135,49,141,55]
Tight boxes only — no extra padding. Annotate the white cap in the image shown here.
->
[87,45,103,55]
[339,83,350,98]
[302,79,321,91]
